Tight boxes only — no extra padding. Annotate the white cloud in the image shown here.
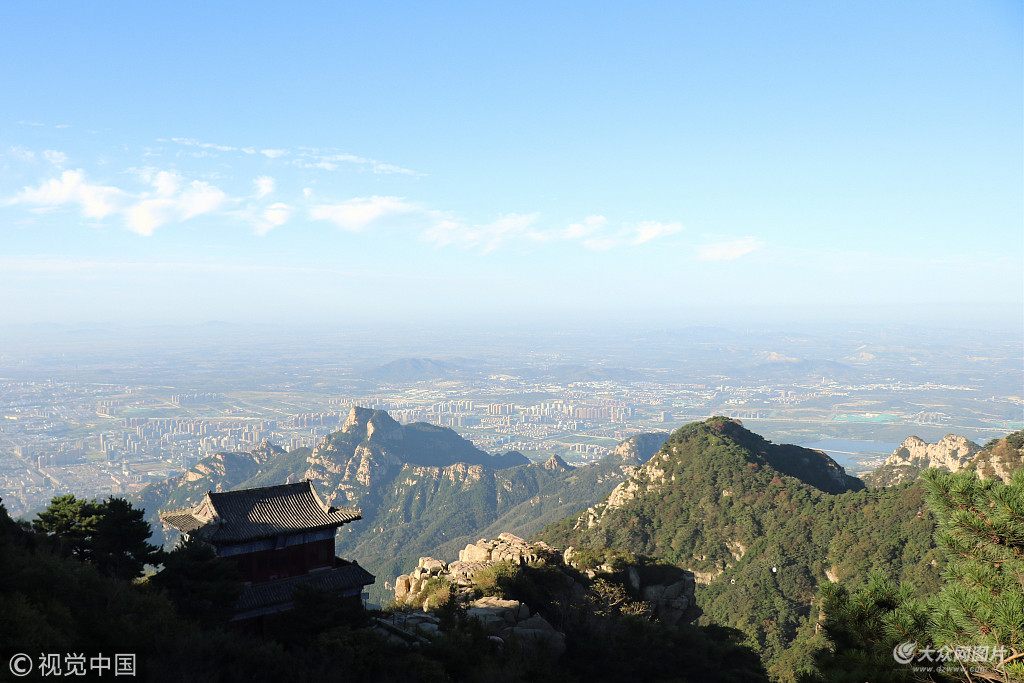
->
[569,217,683,250]
[8,146,37,162]
[150,170,182,197]
[566,215,606,239]
[240,201,294,236]
[170,137,237,152]
[698,237,765,261]
[423,212,542,252]
[11,168,227,235]
[125,179,226,235]
[43,150,68,166]
[253,176,275,199]
[262,202,292,230]
[632,221,682,245]
[309,196,416,231]
[165,137,418,175]
[5,136,695,254]
[13,170,127,219]
[294,149,418,176]
[372,162,417,176]
[318,152,369,164]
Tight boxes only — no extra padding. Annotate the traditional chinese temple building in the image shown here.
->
[159,480,374,624]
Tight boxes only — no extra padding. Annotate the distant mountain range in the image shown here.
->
[356,357,646,384]
[357,358,484,383]
[135,407,667,605]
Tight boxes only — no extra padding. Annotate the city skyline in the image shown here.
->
[1,3,1020,329]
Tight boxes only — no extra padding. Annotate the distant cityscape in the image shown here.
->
[1,324,1020,517]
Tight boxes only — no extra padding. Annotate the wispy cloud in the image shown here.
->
[232,199,294,236]
[43,150,68,166]
[125,179,226,235]
[309,195,418,231]
[253,176,275,199]
[5,139,690,253]
[166,137,416,175]
[169,137,238,152]
[566,215,606,239]
[698,237,764,261]
[10,168,227,235]
[423,212,544,253]
[632,221,682,245]
[572,218,683,251]
[292,149,418,176]
[7,146,39,163]
[13,169,129,220]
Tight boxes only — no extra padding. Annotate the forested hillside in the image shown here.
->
[539,417,944,679]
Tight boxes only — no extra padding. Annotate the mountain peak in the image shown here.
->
[541,454,573,472]
[600,432,669,466]
[863,433,983,487]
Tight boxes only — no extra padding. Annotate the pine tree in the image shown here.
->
[920,468,1024,682]
[809,469,1024,682]
[33,495,161,579]
[90,496,163,579]
[148,536,242,624]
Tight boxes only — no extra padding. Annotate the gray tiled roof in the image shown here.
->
[233,564,375,618]
[159,480,361,544]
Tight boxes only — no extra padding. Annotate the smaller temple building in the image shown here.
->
[160,480,374,624]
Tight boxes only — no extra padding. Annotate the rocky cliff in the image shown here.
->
[392,532,697,657]
[969,430,1024,483]
[137,407,672,606]
[601,431,669,466]
[863,434,983,487]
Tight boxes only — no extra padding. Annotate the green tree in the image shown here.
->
[32,494,99,558]
[33,495,160,579]
[148,536,242,624]
[90,496,162,579]
[810,469,1024,682]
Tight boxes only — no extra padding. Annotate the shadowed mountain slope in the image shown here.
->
[136,406,666,606]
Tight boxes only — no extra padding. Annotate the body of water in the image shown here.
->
[796,439,902,471]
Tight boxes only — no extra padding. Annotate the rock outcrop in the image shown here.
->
[864,434,983,487]
[602,432,670,466]
[393,533,698,656]
[969,431,1024,483]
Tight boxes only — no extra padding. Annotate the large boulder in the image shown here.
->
[502,614,566,659]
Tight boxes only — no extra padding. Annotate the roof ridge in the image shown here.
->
[208,480,312,497]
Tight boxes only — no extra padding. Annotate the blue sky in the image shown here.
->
[1,2,1020,330]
